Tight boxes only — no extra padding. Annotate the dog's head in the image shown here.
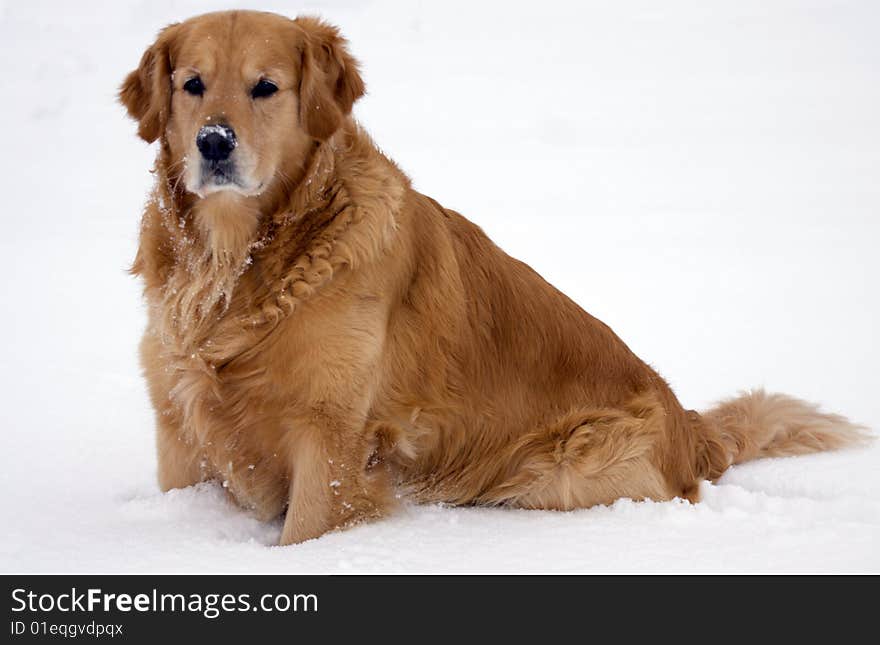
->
[120,11,364,199]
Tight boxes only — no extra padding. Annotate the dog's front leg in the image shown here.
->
[155,412,206,491]
[280,421,395,545]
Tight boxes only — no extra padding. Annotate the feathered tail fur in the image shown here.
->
[699,389,871,479]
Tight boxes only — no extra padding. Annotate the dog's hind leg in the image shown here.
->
[480,394,677,510]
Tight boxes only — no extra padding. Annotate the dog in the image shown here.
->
[120,10,868,544]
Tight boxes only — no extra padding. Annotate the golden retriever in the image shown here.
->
[120,10,867,544]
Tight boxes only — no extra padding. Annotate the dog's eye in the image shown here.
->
[251,79,278,99]
[183,77,205,96]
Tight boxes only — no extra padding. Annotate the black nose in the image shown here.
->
[196,125,236,162]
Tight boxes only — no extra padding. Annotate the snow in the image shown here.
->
[196,124,236,147]
[1,0,879,573]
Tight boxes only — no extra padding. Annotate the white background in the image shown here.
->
[1,0,878,572]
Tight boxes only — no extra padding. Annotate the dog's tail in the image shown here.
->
[695,389,870,480]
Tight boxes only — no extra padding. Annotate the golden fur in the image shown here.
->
[120,10,869,544]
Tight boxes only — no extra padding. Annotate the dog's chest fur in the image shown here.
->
[138,152,405,517]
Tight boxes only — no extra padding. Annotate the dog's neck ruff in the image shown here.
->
[145,127,403,370]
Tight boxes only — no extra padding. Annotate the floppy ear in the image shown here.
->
[119,24,179,143]
[294,17,366,140]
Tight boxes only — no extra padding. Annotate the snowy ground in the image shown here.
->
[1,0,878,573]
